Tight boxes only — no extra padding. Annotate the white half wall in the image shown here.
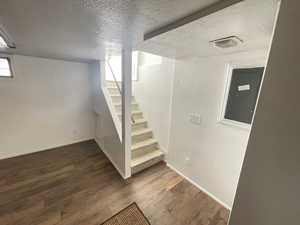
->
[90,61,125,178]
[0,55,95,160]
[133,52,175,152]
[167,50,269,208]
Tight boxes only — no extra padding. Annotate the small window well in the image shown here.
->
[0,35,8,48]
[0,25,16,49]
[0,57,13,77]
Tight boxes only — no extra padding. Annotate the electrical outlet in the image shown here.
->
[185,157,191,165]
[189,113,201,125]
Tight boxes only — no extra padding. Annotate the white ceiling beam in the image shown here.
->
[144,0,244,41]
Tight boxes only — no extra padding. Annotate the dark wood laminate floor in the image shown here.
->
[0,140,229,225]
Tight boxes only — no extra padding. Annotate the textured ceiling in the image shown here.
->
[138,0,279,59]
[0,0,223,62]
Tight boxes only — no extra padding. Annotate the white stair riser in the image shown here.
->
[132,144,158,159]
[115,104,139,113]
[106,83,118,88]
[111,95,121,103]
[132,132,153,144]
[108,88,121,95]
[119,112,143,120]
[132,154,164,174]
[111,96,135,104]
[118,112,143,121]
[132,122,147,132]
[132,112,143,120]
[106,81,121,86]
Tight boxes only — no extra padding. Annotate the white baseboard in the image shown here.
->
[166,163,231,210]
[94,137,128,179]
[160,147,168,155]
[0,138,94,161]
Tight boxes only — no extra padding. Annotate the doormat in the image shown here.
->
[101,202,151,225]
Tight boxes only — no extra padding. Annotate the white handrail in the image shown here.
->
[106,60,135,124]
[107,61,122,96]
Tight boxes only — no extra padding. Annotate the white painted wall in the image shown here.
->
[0,55,95,160]
[91,61,125,178]
[167,49,269,208]
[133,52,175,152]
[229,2,300,224]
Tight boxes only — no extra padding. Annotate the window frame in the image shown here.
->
[219,61,266,130]
[0,54,14,78]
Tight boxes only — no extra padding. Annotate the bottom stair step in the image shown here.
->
[131,150,164,174]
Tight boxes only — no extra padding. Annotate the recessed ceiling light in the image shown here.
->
[0,35,8,48]
[210,36,243,49]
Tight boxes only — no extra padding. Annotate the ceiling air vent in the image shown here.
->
[210,36,243,49]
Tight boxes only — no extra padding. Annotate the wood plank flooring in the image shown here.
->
[0,140,229,225]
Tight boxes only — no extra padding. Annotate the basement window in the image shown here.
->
[0,57,13,78]
[220,65,264,129]
[0,35,8,48]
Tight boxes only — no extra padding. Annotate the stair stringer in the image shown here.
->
[102,86,122,141]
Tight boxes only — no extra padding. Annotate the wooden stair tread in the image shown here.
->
[114,102,138,107]
[132,119,147,125]
[109,94,134,97]
[132,138,157,151]
[118,110,142,116]
[131,149,163,167]
[106,81,121,84]
[132,128,152,136]
[110,94,121,97]
[132,110,142,114]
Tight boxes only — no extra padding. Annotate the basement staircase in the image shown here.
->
[106,80,164,174]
